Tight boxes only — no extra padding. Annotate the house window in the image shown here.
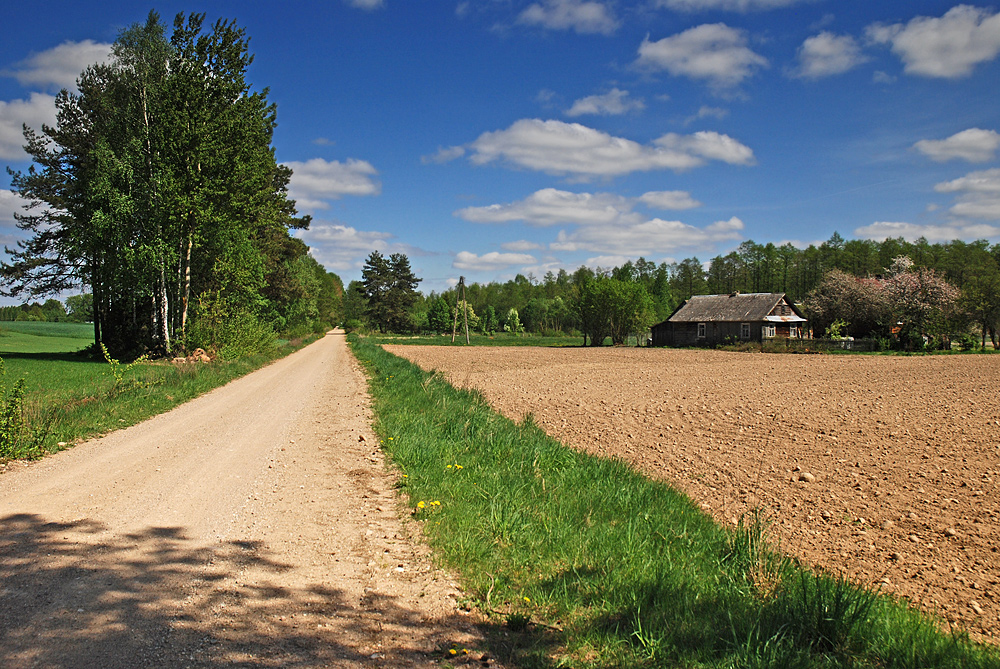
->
[697,322,706,338]
[764,325,776,338]
[789,326,798,338]
[741,323,751,340]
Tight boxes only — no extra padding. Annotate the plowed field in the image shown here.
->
[386,345,1000,641]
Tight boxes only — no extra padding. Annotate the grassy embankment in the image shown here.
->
[0,321,317,460]
[351,333,1000,669]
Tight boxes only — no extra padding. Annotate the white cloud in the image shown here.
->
[465,119,754,178]
[297,221,398,271]
[638,190,702,210]
[457,188,635,226]
[793,32,868,79]
[934,168,1000,220]
[454,251,536,271]
[684,105,729,125]
[0,93,57,161]
[637,23,768,89]
[3,40,113,90]
[655,0,808,11]
[855,221,1000,243]
[551,216,745,255]
[283,158,381,210]
[501,240,544,251]
[566,88,645,116]
[914,128,1000,163]
[866,5,1000,78]
[345,0,385,9]
[1,189,30,225]
[517,0,620,35]
[457,187,704,227]
[422,145,466,164]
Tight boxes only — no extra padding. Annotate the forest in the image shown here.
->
[345,234,1000,350]
[2,11,342,359]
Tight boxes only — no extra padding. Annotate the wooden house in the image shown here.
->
[651,292,808,347]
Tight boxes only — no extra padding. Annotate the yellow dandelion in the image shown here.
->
[524,596,531,603]
[449,649,457,656]
[417,501,426,509]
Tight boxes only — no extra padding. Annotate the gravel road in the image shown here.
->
[0,331,490,668]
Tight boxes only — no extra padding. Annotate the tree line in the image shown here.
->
[347,234,1000,349]
[3,11,342,358]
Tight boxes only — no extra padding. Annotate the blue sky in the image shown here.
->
[2,1,999,296]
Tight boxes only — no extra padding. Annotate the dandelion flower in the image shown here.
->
[417,501,426,509]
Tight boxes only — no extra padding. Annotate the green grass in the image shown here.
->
[0,323,319,459]
[350,333,1000,668]
[369,331,585,347]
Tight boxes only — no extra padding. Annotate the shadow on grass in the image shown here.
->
[0,350,95,363]
[0,513,516,668]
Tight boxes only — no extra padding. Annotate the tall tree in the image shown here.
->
[361,251,421,333]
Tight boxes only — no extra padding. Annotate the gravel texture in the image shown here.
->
[0,332,494,668]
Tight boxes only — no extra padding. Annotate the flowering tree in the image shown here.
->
[882,257,961,346]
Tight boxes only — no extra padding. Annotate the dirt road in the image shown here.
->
[0,332,489,668]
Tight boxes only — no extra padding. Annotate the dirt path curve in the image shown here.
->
[0,331,490,668]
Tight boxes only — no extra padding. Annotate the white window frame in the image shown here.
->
[789,325,798,338]
[741,323,751,340]
[697,322,706,338]
[764,324,776,338]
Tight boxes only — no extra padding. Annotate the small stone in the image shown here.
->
[907,512,918,520]
[890,552,902,561]
[881,520,894,530]
[798,472,816,483]
[944,527,957,537]
[971,601,984,616]
[909,534,920,543]
[821,510,832,520]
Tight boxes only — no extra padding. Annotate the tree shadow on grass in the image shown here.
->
[0,513,511,668]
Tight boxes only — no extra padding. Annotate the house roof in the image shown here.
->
[664,292,804,324]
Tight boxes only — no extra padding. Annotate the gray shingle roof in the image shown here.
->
[667,293,794,323]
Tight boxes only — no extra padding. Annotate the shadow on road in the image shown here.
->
[0,513,518,667]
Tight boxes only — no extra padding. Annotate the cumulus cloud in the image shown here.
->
[566,88,645,116]
[638,190,702,210]
[296,221,400,271]
[517,0,620,35]
[655,0,807,11]
[866,5,1000,78]
[550,216,745,255]
[934,168,1000,220]
[457,188,635,226]
[2,40,113,90]
[684,105,729,125]
[914,128,1000,163]
[855,221,1000,243]
[793,32,868,79]
[1,189,30,225]
[501,240,544,251]
[454,251,536,271]
[344,0,385,9]
[421,145,466,164]
[636,23,768,89]
[463,119,754,179]
[283,158,381,210]
[456,187,704,227]
[0,93,57,161]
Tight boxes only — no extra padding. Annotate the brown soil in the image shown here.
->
[386,344,1000,642]
[0,332,496,668]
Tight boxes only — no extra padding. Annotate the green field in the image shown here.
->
[0,322,315,459]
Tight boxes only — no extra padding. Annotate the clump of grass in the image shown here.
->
[351,334,1000,669]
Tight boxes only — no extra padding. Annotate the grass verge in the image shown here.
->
[369,331,584,347]
[350,333,1000,668]
[0,329,321,461]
